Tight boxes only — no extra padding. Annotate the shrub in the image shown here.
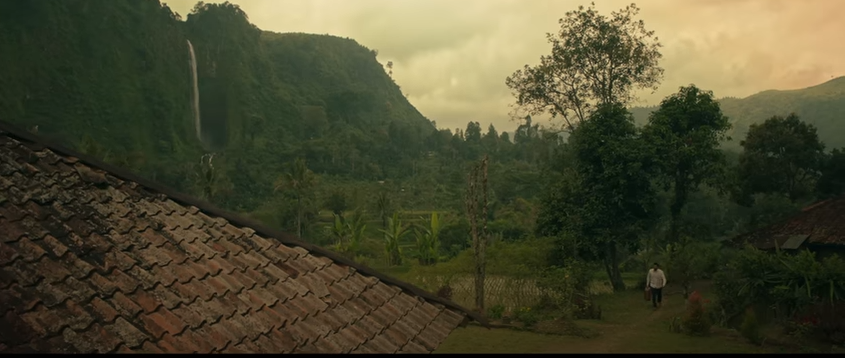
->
[683,291,712,336]
[515,307,539,328]
[436,285,453,300]
[740,307,763,345]
[488,304,506,320]
[802,303,845,344]
[713,247,845,324]
[573,294,601,320]
[535,261,595,316]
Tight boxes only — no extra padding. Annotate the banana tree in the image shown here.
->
[330,214,349,253]
[346,210,367,257]
[380,212,408,266]
[414,212,442,266]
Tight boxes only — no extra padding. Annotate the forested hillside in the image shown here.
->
[0,0,444,209]
[4,2,845,342]
[630,76,845,151]
[0,0,553,243]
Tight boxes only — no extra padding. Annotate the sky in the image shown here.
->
[166,0,845,132]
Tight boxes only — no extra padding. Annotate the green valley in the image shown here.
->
[2,0,845,353]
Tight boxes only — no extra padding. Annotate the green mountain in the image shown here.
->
[630,77,845,151]
[0,0,435,211]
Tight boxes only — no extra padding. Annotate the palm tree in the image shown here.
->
[380,212,408,266]
[274,158,316,238]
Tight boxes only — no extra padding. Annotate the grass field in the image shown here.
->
[434,281,802,354]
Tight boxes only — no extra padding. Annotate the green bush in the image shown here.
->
[713,246,845,324]
[535,262,594,318]
[515,307,540,328]
[740,308,763,345]
[488,304,506,320]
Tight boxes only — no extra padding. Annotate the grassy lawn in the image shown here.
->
[435,282,797,354]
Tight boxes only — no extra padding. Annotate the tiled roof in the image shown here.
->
[730,195,845,250]
[0,121,484,353]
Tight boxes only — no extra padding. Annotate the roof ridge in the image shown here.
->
[0,120,486,326]
[801,197,835,212]
[728,194,845,247]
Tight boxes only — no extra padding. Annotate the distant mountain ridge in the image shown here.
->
[629,76,845,151]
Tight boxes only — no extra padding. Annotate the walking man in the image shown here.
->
[646,262,667,308]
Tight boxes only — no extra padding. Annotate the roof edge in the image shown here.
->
[0,120,488,326]
[729,195,845,248]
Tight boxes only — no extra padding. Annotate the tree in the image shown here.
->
[346,210,367,258]
[373,190,393,235]
[642,85,730,244]
[482,124,500,153]
[330,214,349,254]
[414,212,442,266]
[506,2,663,130]
[816,148,845,198]
[537,103,656,292]
[190,153,232,202]
[380,212,408,266]
[324,190,349,218]
[331,210,366,258]
[735,113,825,203]
[274,157,317,238]
[465,121,482,143]
[465,156,490,310]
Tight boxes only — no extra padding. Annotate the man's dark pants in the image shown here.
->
[651,287,663,307]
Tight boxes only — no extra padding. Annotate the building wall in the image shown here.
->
[810,246,845,261]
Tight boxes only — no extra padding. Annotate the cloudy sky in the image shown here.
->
[167,0,844,132]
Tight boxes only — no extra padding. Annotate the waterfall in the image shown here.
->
[187,40,201,144]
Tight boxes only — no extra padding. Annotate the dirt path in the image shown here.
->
[438,282,769,354]
[595,298,677,352]
[542,294,679,353]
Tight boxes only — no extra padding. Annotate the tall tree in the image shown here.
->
[465,121,482,143]
[735,113,825,203]
[506,2,663,130]
[537,103,656,292]
[465,155,490,310]
[817,148,845,198]
[274,158,317,238]
[482,124,499,153]
[642,85,730,244]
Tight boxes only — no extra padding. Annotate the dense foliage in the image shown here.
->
[4,3,845,333]
[713,247,845,343]
[506,2,663,129]
[0,0,549,241]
